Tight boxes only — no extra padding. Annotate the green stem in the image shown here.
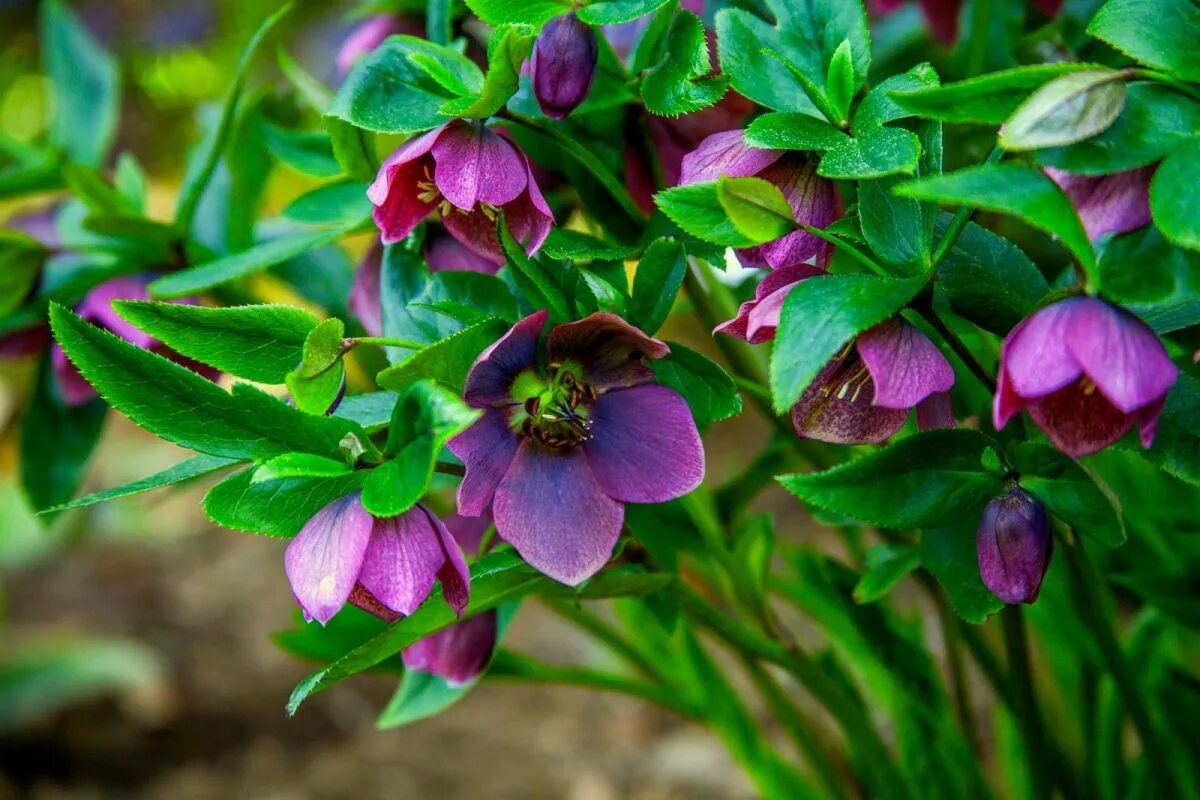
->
[1132,69,1200,103]
[933,588,980,758]
[929,146,1004,270]
[914,304,996,393]
[798,224,889,276]
[1002,606,1053,800]
[348,336,425,350]
[434,460,465,477]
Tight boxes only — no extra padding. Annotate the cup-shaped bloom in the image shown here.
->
[792,319,956,444]
[368,120,554,264]
[532,12,597,120]
[402,611,498,686]
[336,14,416,76]
[977,486,1052,604]
[1045,166,1153,241]
[448,311,705,585]
[995,298,1177,458]
[715,264,825,344]
[679,130,837,268]
[285,493,470,625]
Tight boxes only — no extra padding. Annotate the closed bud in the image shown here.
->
[532,12,598,120]
[977,485,1052,604]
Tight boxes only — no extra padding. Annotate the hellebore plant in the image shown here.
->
[21,0,1200,797]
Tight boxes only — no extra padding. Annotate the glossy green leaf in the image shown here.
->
[745,112,848,152]
[818,125,922,180]
[376,319,509,395]
[852,64,939,132]
[253,453,352,484]
[499,218,571,321]
[1142,373,1200,485]
[333,392,400,433]
[999,70,1127,152]
[204,468,367,538]
[0,232,46,318]
[45,454,239,513]
[263,124,340,178]
[465,0,570,26]
[853,544,921,604]
[825,40,856,122]
[578,0,669,24]
[716,175,796,244]
[441,25,535,118]
[542,228,636,261]
[653,342,742,427]
[1088,0,1200,82]
[40,0,119,167]
[641,10,729,116]
[1150,139,1200,252]
[286,318,347,415]
[630,237,686,335]
[921,524,1004,624]
[887,63,1098,124]
[857,118,940,274]
[655,181,757,248]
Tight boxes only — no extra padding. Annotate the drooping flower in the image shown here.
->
[977,485,1052,605]
[679,130,837,268]
[284,493,470,625]
[995,297,1177,458]
[368,120,554,264]
[868,0,1061,46]
[402,610,498,686]
[714,264,825,344]
[448,311,705,585]
[1045,166,1153,241]
[336,14,418,76]
[532,12,598,120]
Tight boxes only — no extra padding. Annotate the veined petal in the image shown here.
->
[546,312,669,391]
[284,493,374,625]
[371,158,439,244]
[679,130,782,184]
[356,506,448,617]
[1065,298,1177,414]
[791,352,908,444]
[1003,300,1082,400]
[432,122,527,211]
[463,310,546,408]
[1046,167,1152,240]
[1026,380,1134,458]
[502,189,554,257]
[422,505,471,615]
[715,264,821,344]
[367,124,445,206]
[916,391,955,430]
[742,155,838,268]
[448,409,521,517]
[857,320,955,410]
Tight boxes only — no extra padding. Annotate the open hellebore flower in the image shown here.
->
[978,485,1052,604]
[285,493,469,625]
[679,130,837,268]
[448,311,705,585]
[1045,166,1153,240]
[532,12,598,120]
[995,297,1177,458]
[368,120,554,264]
[793,319,956,444]
[403,611,498,686]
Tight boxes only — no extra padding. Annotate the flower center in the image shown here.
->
[417,166,500,220]
[517,364,597,450]
[819,346,874,406]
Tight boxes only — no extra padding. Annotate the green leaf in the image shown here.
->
[0,232,46,318]
[333,391,400,433]
[934,217,1048,334]
[1142,372,1200,485]
[546,565,675,599]
[1150,139,1200,252]
[542,228,636,261]
[46,454,239,512]
[770,274,925,412]
[376,319,509,395]
[62,164,131,216]
[778,430,1005,530]
[20,354,106,512]
[857,117,941,274]
[577,0,670,25]
[887,63,1099,124]
[360,382,479,517]
[921,524,1004,623]
[825,39,856,122]
[113,301,318,384]
[1036,83,1200,174]
[277,45,333,112]
[655,181,756,248]
[328,36,476,134]
[1088,0,1200,82]
[465,0,570,26]
[325,117,378,183]
[286,550,548,715]
[999,70,1128,152]
[653,342,743,427]
[440,25,535,119]
[574,268,627,317]
[853,544,921,604]
[852,64,940,132]
[630,237,686,335]
[40,0,119,167]
[745,112,848,152]
[818,125,921,180]
[149,223,360,298]
[1098,225,1200,333]
[895,164,1097,281]
[253,453,352,483]
[716,175,796,244]
[641,10,729,116]
[274,605,396,667]
[286,318,347,415]
[1011,444,1126,547]
[263,124,340,178]
[49,304,372,463]
[499,218,571,321]
[282,180,373,226]
[204,468,367,538]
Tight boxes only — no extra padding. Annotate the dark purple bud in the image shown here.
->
[532,12,598,120]
[977,486,1052,605]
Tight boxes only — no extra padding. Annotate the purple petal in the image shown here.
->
[442,205,507,264]
[739,155,838,268]
[355,506,445,617]
[336,14,409,76]
[349,241,383,337]
[422,505,471,615]
[1064,298,1178,414]
[583,384,705,503]
[994,363,1027,431]
[463,310,546,407]
[857,320,955,410]
[679,130,782,185]
[715,264,821,344]
[978,486,1051,605]
[502,187,555,257]
[368,127,444,244]
[425,231,499,273]
[916,391,955,430]
[444,512,492,554]
[1001,300,1082,400]
[284,493,374,625]
[402,611,498,687]
[791,350,909,444]
[432,122,528,211]
[546,313,669,391]
[51,342,97,406]
[493,444,623,585]
[532,12,598,119]
[1046,167,1152,240]
[77,276,155,348]
[1026,380,1135,458]
[1133,396,1167,449]
[448,408,521,517]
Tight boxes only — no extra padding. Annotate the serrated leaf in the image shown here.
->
[287,318,347,415]
[655,181,757,248]
[921,524,1004,624]
[653,342,742,427]
[204,468,367,538]
[641,10,729,116]
[887,63,1100,124]
[465,0,570,26]
[577,0,669,24]
[1150,139,1200,253]
[1012,443,1126,547]
[440,25,534,119]
[716,175,796,244]
[745,112,848,152]
[818,125,921,180]
[376,319,509,395]
[45,454,239,513]
[1088,0,1200,83]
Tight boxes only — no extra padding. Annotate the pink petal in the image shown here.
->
[442,206,506,264]
[917,391,955,430]
[790,351,909,444]
[402,611,498,687]
[371,158,439,244]
[1045,167,1153,240]
[1002,301,1082,400]
[78,276,155,348]
[423,505,471,615]
[993,364,1026,431]
[463,310,546,408]
[1065,298,1177,414]
[1134,396,1167,449]
[857,320,955,410]
[715,264,822,344]
[284,494,374,625]
[679,130,782,185]
[502,189,554,257]
[355,505,450,617]
[583,384,705,503]
[52,342,98,406]
[448,409,521,517]
[546,312,669,391]
[1026,380,1136,458]
[432,122,528,211]
[740,155,837,268]
[349,241,383,337]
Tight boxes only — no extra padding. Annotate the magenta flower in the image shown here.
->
[284,493,469,625]
[402,611,498,686]
[448,311,705,585]
[532,12,598,120]
[336,14,419,76]
[715,264,825,344]
[995,297,1177,458]
[679,130,837,268]
[368,120,554,264]
[978,485,1052,605]
[1045,166,1153,241]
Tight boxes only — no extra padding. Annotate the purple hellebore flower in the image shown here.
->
[368,120,554,264]
[402,611,499,686]
[715,263,826,344]
[1045,166,1153,241]
[448,311,705,585]
[995,297,1177,458]
[284,493,470,625]
[336,14,417,76]
[679,130,838,269]
[532,12,598,120]
[977,485,1052,605]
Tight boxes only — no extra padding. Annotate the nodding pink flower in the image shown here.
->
[679,130,837,269]
[402,611,498,686]
[792,319,956,444]
[1045,166,1153,241]
[448,311,705,585]
[715,264,826,344]
[995,297,1177,458]
[368,120,554,264]
[978,485,1052,605]
[284,493,470,625]
[868,0,1060,45]
[51,276,214,406]
[532,12,598,120]
[336,14,418,76]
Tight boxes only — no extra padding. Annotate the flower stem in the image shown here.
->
[434,460,465,477]
[929,146,1004,270]
[915,305,997,392]
[348,335,425,350]
[798,223,889,276]
[1001,605,1053,800]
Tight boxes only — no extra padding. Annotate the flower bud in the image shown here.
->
[977,486,1052,604]
[532,12,598,120]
